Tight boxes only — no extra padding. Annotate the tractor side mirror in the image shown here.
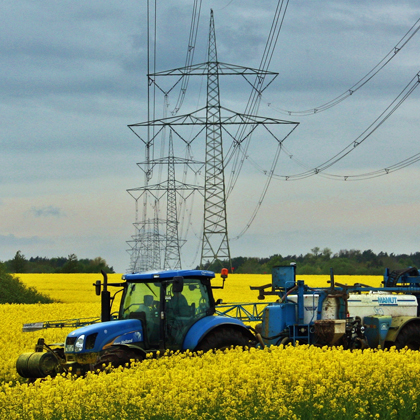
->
[94,280,101,296]
[173,276,184,293]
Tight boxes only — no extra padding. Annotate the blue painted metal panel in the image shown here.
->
[261,303,296,346]
[182,316,248,351]
[124,269,215,281]
[364,315,392,348]
[113,331,143,346]
[65,319,143,353]
[272,265,296,289]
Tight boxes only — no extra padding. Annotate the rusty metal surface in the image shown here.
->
[314,320,336,344]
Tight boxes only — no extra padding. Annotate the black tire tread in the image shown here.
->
[195,326,252,353]
[395,322,420,350]
[93,346,143,371]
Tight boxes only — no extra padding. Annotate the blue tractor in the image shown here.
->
[16,269,256,379]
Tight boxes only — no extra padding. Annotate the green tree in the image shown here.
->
[61,254,80,273]
[321,247,332,260]
[236,258,264,274]
[86,256,113,273]
[311,247,321,258]
[266,254,284,270]
[10,250,27,273]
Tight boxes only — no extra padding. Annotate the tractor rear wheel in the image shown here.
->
[195,326,253,353]
[93,346,143,371]
[394,323,420,350]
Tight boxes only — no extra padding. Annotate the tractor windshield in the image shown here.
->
[121,282,160,319]
[120,282,161,346]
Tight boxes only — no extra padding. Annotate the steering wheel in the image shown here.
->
[123,304,142,314]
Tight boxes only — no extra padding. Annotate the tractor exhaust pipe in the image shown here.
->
[101,270,111,322]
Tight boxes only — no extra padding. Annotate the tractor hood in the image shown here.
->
[64,319,144,354]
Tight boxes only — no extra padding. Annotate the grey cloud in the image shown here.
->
[30,206,65,218]
[0,233,54,247]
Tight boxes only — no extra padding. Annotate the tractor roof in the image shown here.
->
[123,269,215,282]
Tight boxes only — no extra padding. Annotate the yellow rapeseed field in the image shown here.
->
[1,272,383,383]
[2,346,420,419]
[2,272,416,420]
[17,272,384,305]
[18,273,124,304]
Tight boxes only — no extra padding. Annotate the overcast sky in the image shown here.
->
[2,0,420,273]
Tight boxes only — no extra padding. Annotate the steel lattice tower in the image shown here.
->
[201,10,231,270]
[127,129,204,271]
[128,10,299,272]
[164,131,182,270]
[126,205,164,273]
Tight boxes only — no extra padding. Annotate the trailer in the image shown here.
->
[253,265,420,350]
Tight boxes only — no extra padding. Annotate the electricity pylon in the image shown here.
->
[164,131,182,270]
[201,10,230,271]
[128,10,298,272]
[126,203,164,273]
[127,129,204,271]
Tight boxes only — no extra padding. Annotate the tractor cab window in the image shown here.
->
[120,282,160,345]
[165,278,211,347]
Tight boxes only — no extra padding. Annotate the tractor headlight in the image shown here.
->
[75,335,85,352]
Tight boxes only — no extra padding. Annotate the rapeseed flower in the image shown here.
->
[1,273,416,419]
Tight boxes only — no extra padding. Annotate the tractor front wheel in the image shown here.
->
[93,346,143,371]
[195,326,253,353]
[394,322,420,350]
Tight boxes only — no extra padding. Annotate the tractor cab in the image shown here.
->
[120,270,216,350]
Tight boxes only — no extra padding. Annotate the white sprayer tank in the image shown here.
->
[287,292,417,324]
[347,292,417,319]
[287,295,340,324]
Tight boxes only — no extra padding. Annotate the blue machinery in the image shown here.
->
[220,265,420,348]
[215,302,266,322]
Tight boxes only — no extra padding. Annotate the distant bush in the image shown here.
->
[0,263,55,304]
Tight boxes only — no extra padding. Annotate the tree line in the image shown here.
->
[205,247,420,275]
[4,251,115,274]
[5,248,420,275]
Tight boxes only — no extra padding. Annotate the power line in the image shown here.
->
[264,16,420,116]
[319,151,420,181]
[226,0,290,199]
[218,1,235,11]
[231,123,299,241]
[268,71,420,181]
[171,0,203,115]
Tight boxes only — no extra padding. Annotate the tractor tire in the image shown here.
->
[93,346,143,371]
[195,326,253,353]
[394,322,420,350]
